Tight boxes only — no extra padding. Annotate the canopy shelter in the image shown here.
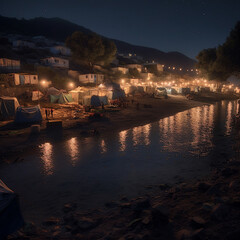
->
[0,179,24,239]
[15,105,42,123]
[99,82,126,100]
[0,97,20,120]
[50,93,73,104]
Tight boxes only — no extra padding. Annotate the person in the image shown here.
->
[136,102,140,110]
[45,109,48,120]
[50,108,54,118]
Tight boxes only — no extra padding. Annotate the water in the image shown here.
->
[0,100,238,222]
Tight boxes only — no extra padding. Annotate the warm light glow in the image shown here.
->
[40,142,53,175]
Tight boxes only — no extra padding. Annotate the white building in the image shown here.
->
[111,67,129,74]
[79,74,104,84]
[143,63,164,72]
[8,73,38,85]
[126,64,142,72]
[0,58,20,71]
[50,46,71,56]
[41,57,69,68]
[140,72,154,81]
[13,40,36,48]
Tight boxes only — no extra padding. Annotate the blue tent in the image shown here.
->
[91,95,101,107]
[0,179,24,239]
[15,105,42,123]
[99,96,108,105]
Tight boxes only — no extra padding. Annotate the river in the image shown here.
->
[0,100,238,222]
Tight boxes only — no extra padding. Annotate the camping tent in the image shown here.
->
[32,91,44,101]
[99,96,108,105]
[82,95,102,107]
[47,87,60,96]
[50,93,73,104]
[0,97,20,120]
[15,105,42,123]
[166,88,178,95]
[0,179,24,238]
[100,82,125,100]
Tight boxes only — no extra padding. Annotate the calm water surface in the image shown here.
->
[0,100,238,222]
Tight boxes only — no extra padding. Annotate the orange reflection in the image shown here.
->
[132,126,142,146]
[119,130,127,151]
[100,139,107,153]
[40,142,53,175]
[67,137,79,166]
[143,124,151,145]
[225,102,233,135]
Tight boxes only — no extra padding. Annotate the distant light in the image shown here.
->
[69,82,74,88]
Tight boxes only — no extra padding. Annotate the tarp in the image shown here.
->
[15,105,42,123]
[0,179,24,238]
[166,88,178,95]
[50,93,73,104]
[58,93,73,104]
[91,95,101,107]
[0,97,20,120]
[47,87,60,96]
[99,96,108,105]
[107,89,126,100]
[32,91,43,101]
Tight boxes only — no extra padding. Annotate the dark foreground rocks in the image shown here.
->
[7,158,240,240]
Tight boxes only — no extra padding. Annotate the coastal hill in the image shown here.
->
[0,15,196,68]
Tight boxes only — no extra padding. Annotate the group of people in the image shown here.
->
[45,108,54,120]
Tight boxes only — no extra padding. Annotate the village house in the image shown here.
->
[41,57,69,68]
[111,66,129,74]
[140,72,154,81]
[126,64,142,72]
[13,40,36,49]
[0,58,20,72]
[79,74,104,84]
[50,46,71,56]
[8,73,38,85]
[143,63,164,72]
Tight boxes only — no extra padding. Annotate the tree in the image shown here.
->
[196,21,240,81]
[127,68,141,78]
[66,31,116,67]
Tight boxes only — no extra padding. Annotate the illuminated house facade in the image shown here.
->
[79,74,104,84]
[41,57,69,68]
[0,58,20,72]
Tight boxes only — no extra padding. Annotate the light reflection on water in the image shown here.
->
[67,137,79,166]
[39,142,53,175]
[1,100,239,222]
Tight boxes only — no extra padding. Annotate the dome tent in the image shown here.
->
[0,97,19,120]
[0,179,24,238]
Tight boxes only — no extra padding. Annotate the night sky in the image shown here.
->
[1,0,240,59]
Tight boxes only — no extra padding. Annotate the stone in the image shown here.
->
[158,184,170,190]
[151,204,169,225]
[176,229,192,240]
[42,217,59,226]
[202,202,214,212]
[207,183,223,196]
[22,222,37,236]
[105,201,119,208]
[190,217,206,228]
[225,229,240,240]
[221,167,238,177]
[78,217,98,231]
[132,197,151,213]
[191,228,205,240]
[229,180,240,191]
[211,204,229,221]
[197,182,211,192]
[63,203,77,213]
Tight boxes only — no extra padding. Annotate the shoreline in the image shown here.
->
[0,95,211,161]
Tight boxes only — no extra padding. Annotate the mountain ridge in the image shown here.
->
[0,15,196,68]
